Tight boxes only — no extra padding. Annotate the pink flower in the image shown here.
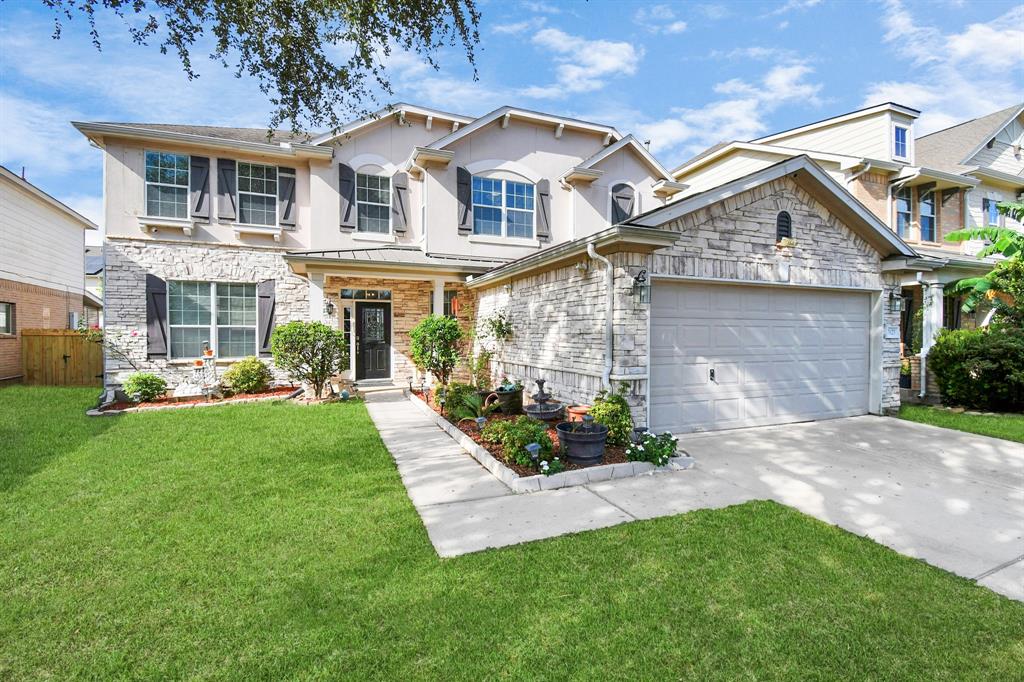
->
[130,330,139,337]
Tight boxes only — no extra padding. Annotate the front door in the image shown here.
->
[355,302,391,380]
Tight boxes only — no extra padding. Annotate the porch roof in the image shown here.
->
[284,246,507,277]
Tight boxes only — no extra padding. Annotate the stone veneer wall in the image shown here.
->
[323,276,475,384]
[104,238,309,386]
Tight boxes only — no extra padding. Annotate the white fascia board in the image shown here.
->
[890,166,979,188]
[752,102,921,145]
[0,165,98,229]
[672,141,858,179]
[958,104,1024,165]
[428,106,621,150]
[633,155,917,257]
[73,122,334,160]
[310,103,474,145]
[966,166,1024,188]
[579,134,673,180]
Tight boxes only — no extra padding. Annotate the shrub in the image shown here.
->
[482,416,552,468]
[222,357,272,395]
[590,382,634,445]
[626,431,678,467]
[927,326,1024,411]
[409,315,463,386]
[123,372,167,403]
[448,388,499,423]
[439,382,476,416]
[270,321,348,399]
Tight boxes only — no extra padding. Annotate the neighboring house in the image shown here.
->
[0,165,98,383]
[84,246,104,327]
[672,102,1021,399]
[77,104,921,433]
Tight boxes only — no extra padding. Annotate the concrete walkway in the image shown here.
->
[365,392,1023,602]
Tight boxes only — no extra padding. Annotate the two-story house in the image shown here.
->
[78,103,922,433]
[0,165,99,384]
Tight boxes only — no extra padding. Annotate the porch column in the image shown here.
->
[432,278,445,317]
[309,273,325,323]
[920,280,944,357]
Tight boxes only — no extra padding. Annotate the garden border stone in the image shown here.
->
[87,387,304,416]
[408,391,694,494]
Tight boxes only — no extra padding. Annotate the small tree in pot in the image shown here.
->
[410,314,463,386]
[271,321,348,399]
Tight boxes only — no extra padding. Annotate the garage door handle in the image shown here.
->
[709,368,716,383]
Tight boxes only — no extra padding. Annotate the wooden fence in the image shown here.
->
[20,329,103,386]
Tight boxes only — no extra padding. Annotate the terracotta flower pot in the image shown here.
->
[193,359,204,367]
[566,405,591,422]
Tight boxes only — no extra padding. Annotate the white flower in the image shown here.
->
[540,460,548,467]
[637,445,644,451]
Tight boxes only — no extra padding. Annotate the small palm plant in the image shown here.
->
[945,200,1024,318]
[450,391,499,424]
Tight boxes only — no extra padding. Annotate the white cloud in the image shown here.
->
[696,4,731,20]
[0,92,95,178]
[520,28,643,99]
[766,0,822,16]
[867,1,1024,134]
[492,17,546,35]
[521,1,562,14]
[633,5,688,34]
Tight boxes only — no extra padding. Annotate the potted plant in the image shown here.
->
[900,358,912,388]
[493,377,523,414]
[555,415,608,466]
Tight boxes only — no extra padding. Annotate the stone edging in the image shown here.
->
[408,392,694,494]
[87,387,304,416]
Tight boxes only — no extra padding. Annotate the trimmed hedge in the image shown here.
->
[927,326,1024,412]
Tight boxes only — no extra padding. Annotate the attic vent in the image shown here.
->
[776,211,792,241]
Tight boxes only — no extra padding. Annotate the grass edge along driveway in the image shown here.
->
[899,403,1024,444]
[2,385,1022,680]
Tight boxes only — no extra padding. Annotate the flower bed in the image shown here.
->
[409,390,694,494]
[93,385,302,415]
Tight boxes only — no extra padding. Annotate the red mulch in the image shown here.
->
[418,391,628,476]
[104,384,299,411]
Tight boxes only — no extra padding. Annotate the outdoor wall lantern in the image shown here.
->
[324,299,336,316]
[632,268,651,304]
[888,290,904,313]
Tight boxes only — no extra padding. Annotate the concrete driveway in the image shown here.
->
[677,415,1024,601]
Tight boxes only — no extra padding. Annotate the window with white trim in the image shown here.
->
[0,302,13,335]
[895,187,912,238]
[472,176,535,239]
[919,190,936,242]
[145,151,189,218]
[983,198,1003,227]
[237,162,277,226]
[356,173,391,233]
[893,125,909,160]
[168,281,257,358]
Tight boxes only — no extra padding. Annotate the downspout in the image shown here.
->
[587,243,614,391]
[846,161,873,185]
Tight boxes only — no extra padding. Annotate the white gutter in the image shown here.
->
[587,243,614,391]
[846,161,873,185]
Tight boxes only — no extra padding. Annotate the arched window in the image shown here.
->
[776,211,792,241]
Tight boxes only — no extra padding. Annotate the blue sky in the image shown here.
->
[1,0,1021,240]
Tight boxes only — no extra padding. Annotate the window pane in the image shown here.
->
[0,302,11,334]
[920,216,935,241]
[506,209,533,238]
[357,203,390,233]
[147,185,188,218]
[216,283,256,325]
[217,327,256,357]
[472,176,502,207]
[473,206,502,235]
[168,281,211,326]
[505,181,534,210]
[239,193,276,226]
[170,327,207,358]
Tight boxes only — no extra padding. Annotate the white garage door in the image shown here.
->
[650,281,871,433]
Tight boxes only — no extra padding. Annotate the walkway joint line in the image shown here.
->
[974,554,1024,581]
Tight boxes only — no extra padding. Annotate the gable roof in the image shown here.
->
[916,103,1024,174]
[0,165,97,229]
[752,102,920,145]
[309,103,474,146]
[671,140,865,179]
[630,155,917,258]
[575,134,673,180]
[426,106,621,150]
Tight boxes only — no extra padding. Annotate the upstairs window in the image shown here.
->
[237,162,277,226]
[356,173,391,233]
[893,125,909,160]
[919,190,936,242]
[145,151,189,218]
[472,176,535,239]
[983,198,1002,227]
[895,187,912,238]
[776,211,792,241]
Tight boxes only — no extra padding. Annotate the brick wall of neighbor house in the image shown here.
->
[474,250,651,426]
[0,278,84,381]
[849,171,890,224]
[103,239,308,387]
[322,276,476,384]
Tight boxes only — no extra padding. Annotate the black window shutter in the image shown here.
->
[611,183,635,224]
[189,156,210,220]
[536,179,551,239]
[217,159,237,221]
[339,163,356,230]
[257,279,276,356]
[776,211,793,240]
[392,171,409,234]
[278,167,296,229]
[145,274,168,358]
[457,166,472,235]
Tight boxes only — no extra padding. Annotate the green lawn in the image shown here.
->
[2,387,1023,680]
[899,404,1024,443]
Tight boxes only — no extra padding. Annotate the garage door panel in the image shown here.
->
[651,282,871,433]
